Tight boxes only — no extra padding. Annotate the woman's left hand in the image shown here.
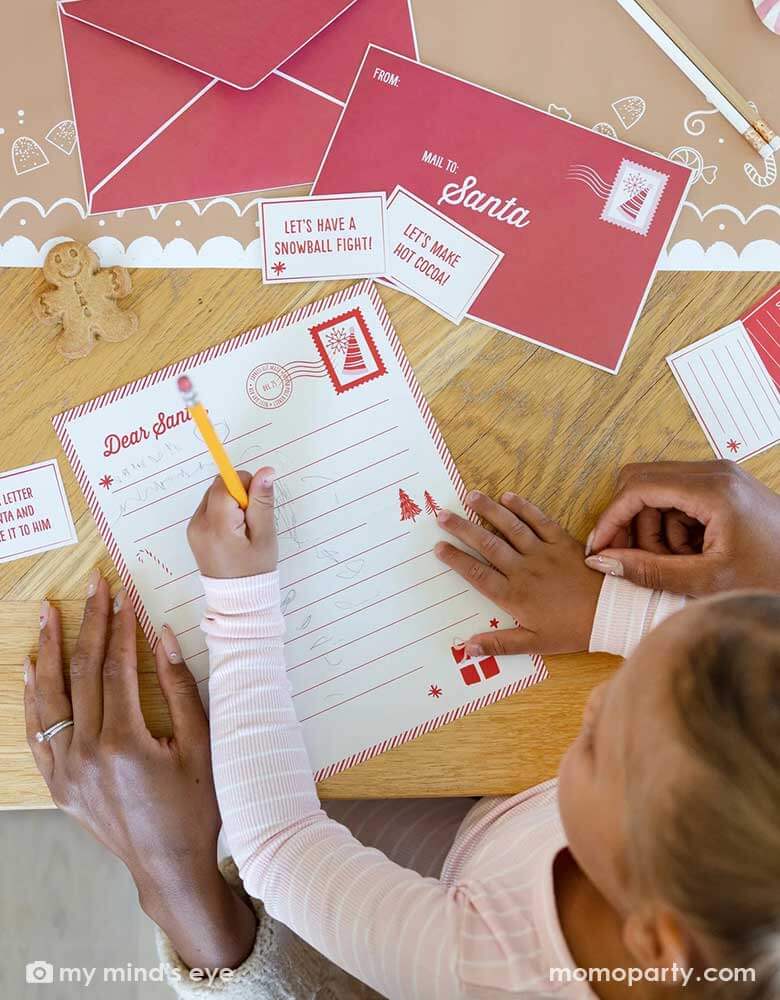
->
[24,571,256,971]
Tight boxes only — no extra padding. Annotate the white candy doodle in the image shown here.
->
[45,120,77,156]
[612,96,646,130]
[12,136,49,175]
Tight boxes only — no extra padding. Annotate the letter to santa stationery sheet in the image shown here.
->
[53,282,547,780]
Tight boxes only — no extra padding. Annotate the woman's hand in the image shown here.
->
[187,468,277,579]
[434,491,602,655]
[25,571,256,972]
[585,461,780,595]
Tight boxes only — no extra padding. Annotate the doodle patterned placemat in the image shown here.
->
[1,0,778,269]
[53,281,547,779]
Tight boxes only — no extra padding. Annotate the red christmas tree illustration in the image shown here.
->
[342,330,367,372]
[619,185,649,220]
[399,488,422,523]
[424,490,441,516]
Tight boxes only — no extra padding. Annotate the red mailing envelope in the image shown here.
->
[57,0,417,214]
[313,48,693,371]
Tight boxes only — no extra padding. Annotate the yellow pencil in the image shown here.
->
[177,374,249,509]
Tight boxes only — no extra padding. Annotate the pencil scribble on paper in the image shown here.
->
[274,478,300,545]
[337,558,365,580]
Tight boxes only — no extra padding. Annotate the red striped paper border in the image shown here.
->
[52,280,548,779]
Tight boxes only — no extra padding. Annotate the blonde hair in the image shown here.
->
[636,593,780,998]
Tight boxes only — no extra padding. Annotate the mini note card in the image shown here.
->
[385,186,504,323]
[260,193,387,283]
[0,460,78,563]
[667,285,780,461]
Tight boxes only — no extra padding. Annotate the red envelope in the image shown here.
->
[313,48,693,372]
[57,0,417,214]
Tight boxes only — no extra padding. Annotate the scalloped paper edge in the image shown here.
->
[0,235,262,267]
[1,234,779,270]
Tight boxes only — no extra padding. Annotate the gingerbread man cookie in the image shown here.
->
[34,242,138,359]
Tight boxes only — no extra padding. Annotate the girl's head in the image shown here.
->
[558,592,780,997]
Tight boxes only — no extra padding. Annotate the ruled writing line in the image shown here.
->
[724,344,771,434]
[280,450,409,508]
[285,569,452,642]
[288,589,469,672]
[298,666,425,722]
[169,524,388,618]
[277,474,419,538]
[285,549,432,613]
[283,532,409,589]
[294,612,480,718]
[126,426,399,516]
[112,421,273,493]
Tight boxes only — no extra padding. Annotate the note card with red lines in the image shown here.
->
[52,281,546,781]
[667,285,780,462]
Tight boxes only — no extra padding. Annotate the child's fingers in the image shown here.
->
[664,510,700,554]
[156,627,210,750]
[203,474,246,531]
[436,509,518,574]
[246,467,276,542]
[499,493,562,544]
[464,491,537,553]
[633,507,670,554]
[464,627,539,658]
[434,540,507,602]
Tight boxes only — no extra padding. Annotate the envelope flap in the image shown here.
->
[60,0,360,89]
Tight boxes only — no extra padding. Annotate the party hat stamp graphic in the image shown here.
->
[310,308,387,394]
[567,158,670,236]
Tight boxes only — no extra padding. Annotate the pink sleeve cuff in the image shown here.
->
[200,572,285,647]
[201,571,282,615]
[589,574,688,658]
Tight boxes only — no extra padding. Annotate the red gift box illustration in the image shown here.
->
[451,643,501,686]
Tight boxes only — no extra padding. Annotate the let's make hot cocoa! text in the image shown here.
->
[393,225,461,286]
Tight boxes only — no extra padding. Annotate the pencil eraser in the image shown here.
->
[177,375,192,392]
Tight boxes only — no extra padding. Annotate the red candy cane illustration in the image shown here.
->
[136,548,173,577]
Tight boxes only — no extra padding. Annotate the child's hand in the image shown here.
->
[434,491,602,655]
[187,467,277,579]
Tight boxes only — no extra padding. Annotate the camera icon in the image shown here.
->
[26,961,55,984]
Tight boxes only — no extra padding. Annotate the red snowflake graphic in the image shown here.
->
[428,684,443,699]
[272,261,286,276]
[424,491,441,516]
[99,474,113,490]
[726,439,741,453]
[489,617,499,629]
[624,171,648,197]
[325,327,350,354]
[399,488,422,523]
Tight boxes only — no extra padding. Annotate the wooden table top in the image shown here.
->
[1,266,777,808]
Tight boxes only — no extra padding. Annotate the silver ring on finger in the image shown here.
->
[35,719,74,743]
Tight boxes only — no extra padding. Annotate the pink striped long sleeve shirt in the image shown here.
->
[204,573,685,999]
